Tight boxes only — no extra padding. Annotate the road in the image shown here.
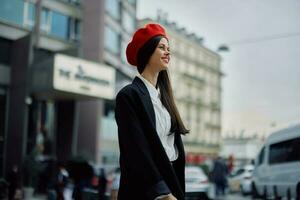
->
[222,193,252,200]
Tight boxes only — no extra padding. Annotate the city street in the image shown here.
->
[30,192,253,200]
[1,0,300,200]
[224,193,252,200]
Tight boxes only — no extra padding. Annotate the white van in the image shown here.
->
[252,124,300,199]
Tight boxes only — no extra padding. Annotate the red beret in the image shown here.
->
[126,23,168,66]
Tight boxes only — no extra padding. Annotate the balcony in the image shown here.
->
[185,140,220,147]
[210,102,221,111]
[205,122,221,130]
[176,96,204,107]
[182,72,205,85]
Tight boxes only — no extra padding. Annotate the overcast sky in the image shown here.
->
[137,0,300,137]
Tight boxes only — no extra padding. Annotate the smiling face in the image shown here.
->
[147,37,170,72]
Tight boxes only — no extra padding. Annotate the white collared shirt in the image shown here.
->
[137,74,178,162]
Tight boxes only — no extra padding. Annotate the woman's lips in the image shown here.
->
[162,57,169,63]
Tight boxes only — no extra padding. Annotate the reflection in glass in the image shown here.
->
[105,0,120,20]
[121,9,135,33]
[51,11,68,39]
[0,0,24,25]
[105,25,120,55]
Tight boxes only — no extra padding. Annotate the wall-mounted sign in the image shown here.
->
[53,54,115,99]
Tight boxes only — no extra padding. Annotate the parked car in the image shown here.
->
[252,124,300,199]
[228,164,254,195]
[185,166,211,199]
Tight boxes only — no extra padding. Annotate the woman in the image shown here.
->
[110,168,120,200]
[115,23,189,200]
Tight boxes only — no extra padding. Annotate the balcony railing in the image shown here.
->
[182,72,205,85]
[205,122,221,130]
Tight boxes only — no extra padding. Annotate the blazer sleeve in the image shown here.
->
[115,91,171,199]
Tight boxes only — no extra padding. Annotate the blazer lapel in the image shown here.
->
[133,77,185,160]
[132,77,156,129]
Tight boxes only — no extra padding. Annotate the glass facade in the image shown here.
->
[23,2,35,28]
[104,25,120,55]
[59,0,81,5]
[121,9,135,33]
[43,9,81,41]
[105,0,120,20]
[51,11,69,39]
[0,0,24,25]
[127,0,136,5]
[26,2,35,27]
[68,18,81,41]
[41,8,51,32]
[0,1,81,41]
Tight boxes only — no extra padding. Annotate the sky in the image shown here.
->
[137,0,300,137]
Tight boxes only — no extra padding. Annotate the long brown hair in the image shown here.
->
[137,36,189,135]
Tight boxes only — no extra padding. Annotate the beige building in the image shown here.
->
[140,18,223,157]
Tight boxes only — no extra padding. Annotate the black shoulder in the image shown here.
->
[116,83,139,100]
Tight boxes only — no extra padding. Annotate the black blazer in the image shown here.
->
[115,77,186,200]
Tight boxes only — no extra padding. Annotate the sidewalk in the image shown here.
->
[30,194,47,200]
[29,188,73,200]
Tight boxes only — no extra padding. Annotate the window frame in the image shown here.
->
[23,2,35,28]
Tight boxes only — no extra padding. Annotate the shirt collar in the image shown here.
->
[137,74,160,100]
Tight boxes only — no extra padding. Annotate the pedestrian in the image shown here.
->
[98,168,107,200]
[211,156,228,198]
[227,155,234,174]
[0,178,9,199]
[110,168,120,200]
[55,163,69,200]
[7,165,23,200]
[115,23,189,200]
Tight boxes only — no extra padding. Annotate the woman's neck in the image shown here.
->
[141,67,159,88]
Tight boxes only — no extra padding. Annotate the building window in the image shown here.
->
[198,51,203,63]
[68,18,81,41]
[105,0,120,20]
[24,2,35,28]
[121,9,135,34]
[127,0,136,5]
[8,2,81,42]
[0,0,24,25]
[104,25,120,55]
[51,11,68,39]
[41,8,51,32]
[40,8,80,41]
